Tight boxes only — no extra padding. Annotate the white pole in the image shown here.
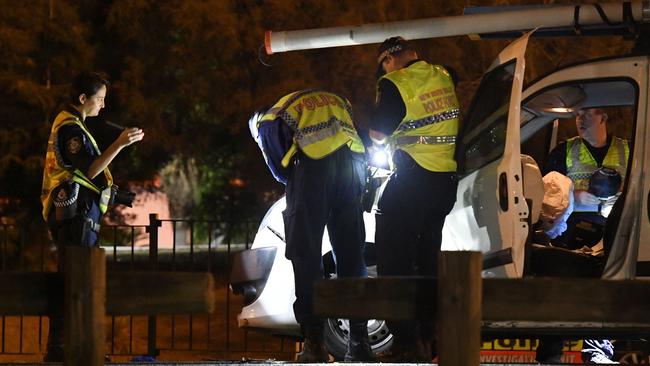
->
[265,1,646,54]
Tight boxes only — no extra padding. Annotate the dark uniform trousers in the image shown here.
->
[375,151,457,345]
[283,147,367,326]
[45,192,102,359]
[48,198,102,248]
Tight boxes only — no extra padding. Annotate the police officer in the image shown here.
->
[546,108,628,239]
[369,37,460,362]
[40,71,144,361]
[536,107,627,364]
[254,90,372,362]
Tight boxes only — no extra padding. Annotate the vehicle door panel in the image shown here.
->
[442,33,531,278]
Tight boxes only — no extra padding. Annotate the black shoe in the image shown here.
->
[344,345,375,362]
[297,324,329,363]
[344,320,375,362]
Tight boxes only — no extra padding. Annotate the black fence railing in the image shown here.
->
[0,217,299,362]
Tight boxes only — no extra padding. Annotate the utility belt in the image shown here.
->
[49,184,104,247]
[51,181,135,222]
[291,145,364,167]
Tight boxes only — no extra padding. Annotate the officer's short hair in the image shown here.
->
[70,71,109,106]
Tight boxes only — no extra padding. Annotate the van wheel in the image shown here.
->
[321,261,392,360]
[323,318,393,360]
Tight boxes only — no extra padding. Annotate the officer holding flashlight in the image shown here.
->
[40,71,144,361]
[370,37,460,362]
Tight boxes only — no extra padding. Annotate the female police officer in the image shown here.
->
[40,71,144,361]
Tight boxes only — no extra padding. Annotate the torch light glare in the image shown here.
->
[371,149,388,166]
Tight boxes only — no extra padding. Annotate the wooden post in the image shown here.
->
[64,246,105,366]
[146,213,161,358]
[438,251,482,366]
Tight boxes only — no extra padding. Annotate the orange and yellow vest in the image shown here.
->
[41,110,113,219]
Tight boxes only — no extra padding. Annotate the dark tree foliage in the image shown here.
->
[0,0,636,232]
[0,0,93,220]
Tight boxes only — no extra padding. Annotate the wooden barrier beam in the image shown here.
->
[314,277,650,325]
[0,272,59,315]
[0,271,215,315]
[107,271,216,315]
[314,276,437,321]
[483,277,650,323]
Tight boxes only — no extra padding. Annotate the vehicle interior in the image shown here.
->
[518,78,636,277]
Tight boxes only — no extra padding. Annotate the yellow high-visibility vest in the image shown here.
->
[41,110,113,219]
[258,90,364,167]
[565,136,629,192]
[378,61,459,172]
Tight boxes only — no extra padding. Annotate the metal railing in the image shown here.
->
[0,217,298,361]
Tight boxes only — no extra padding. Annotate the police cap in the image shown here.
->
[376,36,412,79]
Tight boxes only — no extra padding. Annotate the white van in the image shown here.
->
[230,32,648,359]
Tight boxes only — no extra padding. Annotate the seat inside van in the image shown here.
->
[520,155,606,278]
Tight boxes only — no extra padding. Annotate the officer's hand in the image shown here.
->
[573,190,600,206]
[603,192,621,206]
[117,127,144,147]
[369,129,388,145]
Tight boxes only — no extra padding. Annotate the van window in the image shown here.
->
[458,59,516,175]
[521,79,637,173]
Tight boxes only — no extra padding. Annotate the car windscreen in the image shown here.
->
[458,59,516,175]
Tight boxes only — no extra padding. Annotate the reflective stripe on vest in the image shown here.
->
[565,136,628,192]
[41,110,113,219]
[379,61,459,172]
[395,108,460,133]
[258,90,364,167]
[395,135,457,146]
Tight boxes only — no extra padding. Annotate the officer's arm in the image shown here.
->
[543,142,568,176]
[87,127,144,179]
[59,125,94,173]
[369,79,405,141]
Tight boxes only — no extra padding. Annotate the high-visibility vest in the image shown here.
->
[565,136,629,192]
[378,61,459,172]
[258,90,364,167]
[41,110,113,219]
